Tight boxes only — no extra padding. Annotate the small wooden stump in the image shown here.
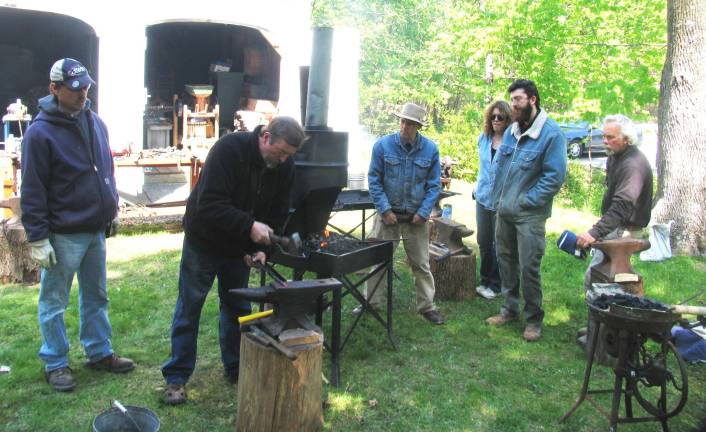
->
[429,251,476,301]
[236,329,324,432]
[0,197,39,284]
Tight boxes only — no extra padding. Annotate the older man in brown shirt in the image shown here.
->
[576,114,653,291]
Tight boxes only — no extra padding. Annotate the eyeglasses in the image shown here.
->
[491,114,507,122]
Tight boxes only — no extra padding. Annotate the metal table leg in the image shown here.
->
[331,285,342,387]
[610,330,631,431]
[561,317,601,423]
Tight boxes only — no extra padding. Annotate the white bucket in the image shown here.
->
[347,172,365,190]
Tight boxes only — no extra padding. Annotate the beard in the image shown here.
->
[512,104,533,126]
[264,158,279,169]
[262,152,280,169]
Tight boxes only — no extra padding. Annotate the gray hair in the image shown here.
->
[262,116,306,148]
[603,114,639,146]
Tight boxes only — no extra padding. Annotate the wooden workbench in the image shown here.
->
[114,154,203,190]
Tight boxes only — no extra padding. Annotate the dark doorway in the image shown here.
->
[144,21,281,139]
[0,7,99,117]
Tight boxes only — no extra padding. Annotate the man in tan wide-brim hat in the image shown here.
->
[393,102,427,127]
[358,102,444,325]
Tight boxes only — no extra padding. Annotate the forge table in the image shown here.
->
[561,301,687,432]
[264,239,397,386]
[329,189,376,240]
[329,189,462,240]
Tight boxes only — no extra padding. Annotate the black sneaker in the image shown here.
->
[422,310,445,325]
[45,367,76,392]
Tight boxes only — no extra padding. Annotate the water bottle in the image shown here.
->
[4,135,15,153]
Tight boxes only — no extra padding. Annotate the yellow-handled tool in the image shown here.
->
[238,309,274,325]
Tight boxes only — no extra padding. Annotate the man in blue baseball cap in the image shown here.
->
[49,57,96,90]
[20,58,134,392]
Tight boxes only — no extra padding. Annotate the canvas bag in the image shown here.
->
[640,220,675,262]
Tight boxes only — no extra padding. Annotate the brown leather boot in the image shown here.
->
[86,354,135,373]
[523,323,542,342]
[46,367,76,392]
[485,313,518,326]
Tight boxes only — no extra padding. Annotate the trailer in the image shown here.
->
[1,1,362,204]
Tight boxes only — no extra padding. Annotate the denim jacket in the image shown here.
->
[491,110,567,220]
[475,133,501,211]
[368,132,440,219]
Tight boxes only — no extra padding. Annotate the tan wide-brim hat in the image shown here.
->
[393,102,427,127]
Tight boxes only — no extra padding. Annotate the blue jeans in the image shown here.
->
[495,215,547,325]
[161,236,252,385]
[476,202,501,293]
[38,231,113,371]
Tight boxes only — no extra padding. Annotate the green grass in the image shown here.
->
[1,222,705,431]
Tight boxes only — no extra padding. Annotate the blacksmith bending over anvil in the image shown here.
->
[361,102,445,325]
[161,116,306,405]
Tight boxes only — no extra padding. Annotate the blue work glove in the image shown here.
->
[29,238,57,268]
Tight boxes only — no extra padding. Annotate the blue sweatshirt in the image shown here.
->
[20,95,118,242]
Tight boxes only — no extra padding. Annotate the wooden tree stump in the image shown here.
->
[429,251,476,301]
[236,329,324,432]
[0,197,39,284]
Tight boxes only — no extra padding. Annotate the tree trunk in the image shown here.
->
[0,197,39,284]
[0,223,39,284]
[236,330,324,432]
[654,0,706,255]
[429,252,476,301]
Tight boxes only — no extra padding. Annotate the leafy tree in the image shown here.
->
[653,0,706,255]
[311,0,666,182]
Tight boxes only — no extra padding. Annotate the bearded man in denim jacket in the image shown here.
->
[485,80,567,341]
[363,103,444,325]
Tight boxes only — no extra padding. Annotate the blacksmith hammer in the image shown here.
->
[246,325,298,361]
[269,232,303,256]
[434,246,470,262]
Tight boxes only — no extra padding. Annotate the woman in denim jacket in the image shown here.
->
[474,101,512,300]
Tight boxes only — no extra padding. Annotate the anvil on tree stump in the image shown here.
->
[428,217,476,300]
[590,237,651,296]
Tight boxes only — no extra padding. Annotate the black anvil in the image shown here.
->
[230,278,341,336]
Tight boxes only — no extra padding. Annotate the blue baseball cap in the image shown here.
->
[49,58,95,90]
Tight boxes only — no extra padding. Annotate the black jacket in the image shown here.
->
[183,126,295,257]
[589,145,653,239]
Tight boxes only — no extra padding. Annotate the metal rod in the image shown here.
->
[677,288,704,305]
[250,327,298,361]
[670,304,706,315]
[112,400,142,432]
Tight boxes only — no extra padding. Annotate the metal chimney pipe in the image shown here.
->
[305,27,333,129]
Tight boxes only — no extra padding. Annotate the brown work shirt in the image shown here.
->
[588,145,653,239]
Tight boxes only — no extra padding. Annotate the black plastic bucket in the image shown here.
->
[92,405,160,432]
